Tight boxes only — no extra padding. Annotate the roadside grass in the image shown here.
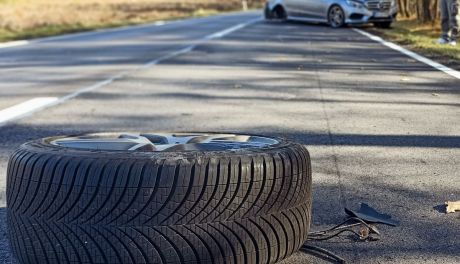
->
[0,0,263,42]
[367,19,460,68]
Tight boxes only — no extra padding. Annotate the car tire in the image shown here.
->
[7,133,312,264]
[328,5,346,28]
[264,3,274,20]
[374,22,392,29]
[273,5,287,21]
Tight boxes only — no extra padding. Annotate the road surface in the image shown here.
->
[0,11,459,264]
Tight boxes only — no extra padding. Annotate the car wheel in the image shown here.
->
[374,22,392,29]
[264,3,274,20]
[7,132,312,264]
[328,5,346,28]
[273,5,287,21]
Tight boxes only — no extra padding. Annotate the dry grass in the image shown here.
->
[368,18,460,69]
[0,0,264,41]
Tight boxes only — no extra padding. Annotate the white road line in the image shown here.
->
[154,21,166,26]
[206,18,260,40]
[0,40,29,49]
[0,97,59,124]
[143,45,198,68]
[0,17,261,127]
[0,19,185,49]
[0,11,255,49]
[353,28,460,80]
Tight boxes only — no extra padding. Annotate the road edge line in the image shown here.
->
[353,28,460,80]
[0,40,29,49]
[0,97,59,124]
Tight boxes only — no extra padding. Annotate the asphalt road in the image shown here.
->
[1,11,459,264]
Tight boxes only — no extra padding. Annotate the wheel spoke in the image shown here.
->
[51,133,278,152]
[330,7,343,27]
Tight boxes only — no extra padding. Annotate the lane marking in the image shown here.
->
[0,11,256,49]
[353,28,460,80]
[0,40,29,49]
[0,97,59,124]
[0,17,261,127]
[0,19,196,49]
[154,21,166,26]
[206,21,252,40]
[0,21,172,49]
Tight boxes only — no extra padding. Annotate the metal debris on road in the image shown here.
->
[308,216,381,242]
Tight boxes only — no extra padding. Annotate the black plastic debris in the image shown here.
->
[303,203,399,263]
[345,203,399,227]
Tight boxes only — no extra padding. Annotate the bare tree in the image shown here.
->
[397,0,439,23]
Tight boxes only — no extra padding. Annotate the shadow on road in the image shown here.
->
[0,181,458,263]
[0,207,13,264]
[1,123,459,150]
[0,16,459,263]
[307,183,460,262]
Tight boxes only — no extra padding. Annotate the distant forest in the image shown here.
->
[397,0,442,23]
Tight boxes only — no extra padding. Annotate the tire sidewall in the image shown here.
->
[7,133,313,264]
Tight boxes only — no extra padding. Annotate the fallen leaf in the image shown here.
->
[359,226,369,240]
[445,201,460,213]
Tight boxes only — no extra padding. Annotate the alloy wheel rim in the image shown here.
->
[50,133,279,152]
[330,7,344,27]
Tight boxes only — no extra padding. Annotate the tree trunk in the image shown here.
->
[396,0,439,22]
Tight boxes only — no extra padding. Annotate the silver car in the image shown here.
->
[264,0,398,28]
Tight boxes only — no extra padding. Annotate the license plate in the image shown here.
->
[374,12,389,18]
